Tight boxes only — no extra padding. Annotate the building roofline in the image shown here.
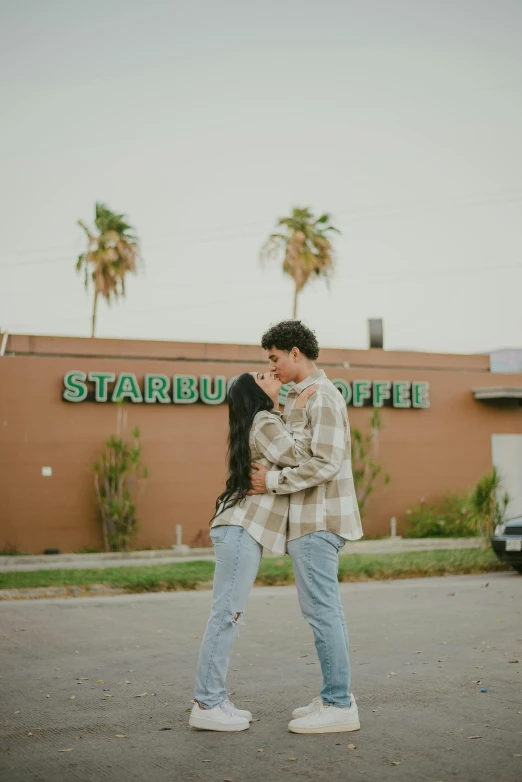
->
[2,332,492,372]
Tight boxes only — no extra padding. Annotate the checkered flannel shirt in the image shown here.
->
[266,370,363,544]
[211,408,312,554]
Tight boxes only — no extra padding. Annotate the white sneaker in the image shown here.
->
[224,698,252,722]
[292,695,322,720]
[189,700,250,732]
[288,696,360,734]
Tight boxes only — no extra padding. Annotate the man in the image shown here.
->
[250,320,363,734]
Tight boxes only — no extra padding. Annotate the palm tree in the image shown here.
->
[260,207,340,319]
[76,203,142,337]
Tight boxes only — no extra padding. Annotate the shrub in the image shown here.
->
[403,494,478,538]
[351,409,390,517]
[469,467,510,541]
[0,543,22,556]
[93,405,148,552]
[403,469,511,540]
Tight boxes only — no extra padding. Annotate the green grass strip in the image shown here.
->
[0,548,510,593]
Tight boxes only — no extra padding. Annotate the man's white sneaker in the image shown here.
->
[292,694,357,721]
[288,697,360,734]
[189,700,250,731]
[292,695,323,720]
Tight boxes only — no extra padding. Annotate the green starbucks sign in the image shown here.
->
[331,379,429,408]
[62,372,430,409]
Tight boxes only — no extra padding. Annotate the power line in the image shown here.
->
[0,229,268,270]
[0,254,77,269]
[2,187,521,270]
[4,261,522,329]
[5,254,522,304]
[334,190,522,222]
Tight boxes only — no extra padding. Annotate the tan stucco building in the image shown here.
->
[1,333,521,554]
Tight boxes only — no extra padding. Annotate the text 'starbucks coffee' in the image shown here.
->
[62,371,430,409]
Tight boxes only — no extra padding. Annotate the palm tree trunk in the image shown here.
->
[292,285,298,319]
[91,289,99,338]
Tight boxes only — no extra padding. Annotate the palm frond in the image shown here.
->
[77,219,93,240]
[77,203,141,307]
[260,233,287,264]
[261,206,339,316]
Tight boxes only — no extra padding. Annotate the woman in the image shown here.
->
[189,370,317,732]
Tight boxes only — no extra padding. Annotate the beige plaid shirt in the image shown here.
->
[266,369,363,544]
[211,409,312,554]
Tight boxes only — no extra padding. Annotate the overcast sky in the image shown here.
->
[1,0,521,355]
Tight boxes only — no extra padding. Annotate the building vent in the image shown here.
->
[368,319,384,349]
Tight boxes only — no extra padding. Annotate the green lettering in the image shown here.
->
[63,371,88,403]
[112,373,143,403]
[200,375,226,405]
[373,380,391,407]
[352,380,372,407]
[88,371,115,402]
[412,381,430,408]
[144,374,171,403]
[173,375,199,404]
[332,379,352,405]
[392,382,411,408]
[279,384,290,407]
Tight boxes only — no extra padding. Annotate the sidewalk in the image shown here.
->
[0,537,482,573]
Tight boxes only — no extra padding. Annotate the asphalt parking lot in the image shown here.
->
[1,572,521,782]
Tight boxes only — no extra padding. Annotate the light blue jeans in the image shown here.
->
[194,525,263,709]
[288,530,351,708]
[193,525,351,709]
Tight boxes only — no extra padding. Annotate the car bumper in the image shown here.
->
[492,537,522,564]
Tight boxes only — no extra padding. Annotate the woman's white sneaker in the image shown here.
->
[288,697,360,734]
[292,695,323,720]
[223,698,252,722]
[189,701,250,731]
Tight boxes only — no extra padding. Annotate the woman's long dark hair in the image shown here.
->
[211,372,274,523]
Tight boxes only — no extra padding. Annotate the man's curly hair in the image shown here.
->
[261,320,319,360]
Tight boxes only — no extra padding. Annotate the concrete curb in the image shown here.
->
[0,585,128,600]
[0,538,483,574]
[0,544,208,567]
[0,581,217,601]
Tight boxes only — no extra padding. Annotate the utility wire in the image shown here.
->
[2,187,521,270]
[4,261,522,329]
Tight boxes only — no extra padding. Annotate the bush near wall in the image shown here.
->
[403,494,479,538]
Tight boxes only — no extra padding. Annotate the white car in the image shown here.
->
[492,516,522,574]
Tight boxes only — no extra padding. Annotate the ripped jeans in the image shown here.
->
[193,525,262,709]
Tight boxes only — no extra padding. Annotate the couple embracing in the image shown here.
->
[189,320,363,734]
